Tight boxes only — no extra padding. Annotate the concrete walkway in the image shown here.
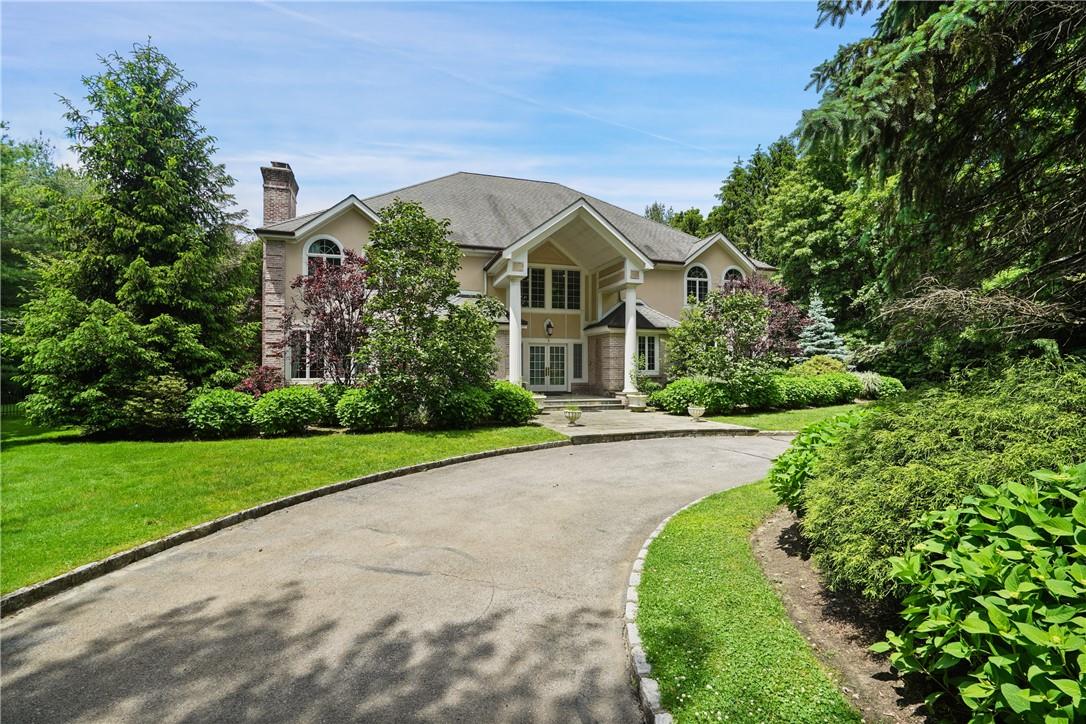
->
[537,408,757,441]
[1,436,790,723]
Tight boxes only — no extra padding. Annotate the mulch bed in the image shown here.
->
[751,507,935,723]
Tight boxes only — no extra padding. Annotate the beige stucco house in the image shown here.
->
[255,162,773,395]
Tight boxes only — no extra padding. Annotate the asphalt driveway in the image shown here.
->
[1,435,790,723]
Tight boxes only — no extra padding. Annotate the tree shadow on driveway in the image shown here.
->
[2,581,636,723]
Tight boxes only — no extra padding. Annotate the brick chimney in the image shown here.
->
[260,161,298,225]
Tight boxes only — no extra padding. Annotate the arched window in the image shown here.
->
[685,265,709,303]
[723,267,745,283]
[306,237,343,273]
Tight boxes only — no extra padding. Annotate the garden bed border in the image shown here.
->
[624,492,719,724]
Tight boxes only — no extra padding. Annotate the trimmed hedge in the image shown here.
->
[488,381,538,425]
[250,385,328,436]
[802,357,1086,600]
[651,372,861,416]
[185,389,254,438]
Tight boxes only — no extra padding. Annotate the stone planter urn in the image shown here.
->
[531,392,546,413]
[563,407,582,426]
[687,404,706,421]
[626,393,648,412]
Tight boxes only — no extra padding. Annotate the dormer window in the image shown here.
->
[306,237,343,273]
[685,264,709,303]
[723,267,745,283]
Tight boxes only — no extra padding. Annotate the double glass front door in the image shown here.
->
[527,343,567,392]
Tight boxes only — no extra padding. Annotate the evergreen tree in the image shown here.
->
[798,292,848,360]
[643,201,674,224]
[14,43,255,434]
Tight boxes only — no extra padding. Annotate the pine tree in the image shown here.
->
[798,292,848,360]
[14,43,255,434]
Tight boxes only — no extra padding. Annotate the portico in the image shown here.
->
[487,198,653,395]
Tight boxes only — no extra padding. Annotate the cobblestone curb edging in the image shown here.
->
[0,439,571,618]
[624,492,717,724]
[567,427,759,444]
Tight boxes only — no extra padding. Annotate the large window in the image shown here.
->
[521,267,580,309]
[638,335,659,375]
[521,267,546,309]
[289,333,324,380]
[551,269,581,309]
[306,237,343,273]
[685,265,709,303]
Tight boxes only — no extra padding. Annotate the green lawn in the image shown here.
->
[709,403,862,431]
[637,482,860,723]
[0,418,564,593]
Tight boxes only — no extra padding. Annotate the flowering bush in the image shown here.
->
[234,365,283,399]
[185,389,254,438]
[250,385,327,436]
[877,463,1086,722]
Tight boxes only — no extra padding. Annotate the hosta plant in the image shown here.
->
[875,463,1086,722]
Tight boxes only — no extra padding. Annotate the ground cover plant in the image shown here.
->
[709,402,862,431]
[877,463,1086,723]
[766,407,866,513]
[0,418,564,593]
[637,482,860,722]
[802,357,1086,602]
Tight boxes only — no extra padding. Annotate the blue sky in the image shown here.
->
[2,2,871,227]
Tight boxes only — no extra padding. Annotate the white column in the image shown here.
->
[623,285,637,393]
[508,278,523,384]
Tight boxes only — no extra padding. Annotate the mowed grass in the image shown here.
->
[637,482,860,723]
[709,403,862,431]
[0,418,564,593]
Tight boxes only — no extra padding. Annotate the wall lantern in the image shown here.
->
[545,319,555,338]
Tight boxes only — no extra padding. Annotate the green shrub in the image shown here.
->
[185,389,254,438]
[768,409,866,515]
[876,463,1086,722]
[119,374,191,435]
[317,383,349,426]
[788,355,847,376]
[488,381,537,425]
[250,385,328,436]
[429,385,492,429]
[336,386,393,432]
[651,377,725,415]
[207,368,243,389]
[876,374,905,399]
[803,357,1086,600]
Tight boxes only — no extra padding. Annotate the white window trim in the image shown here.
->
[637,334,661,376]
[571,339,587,382]
[722,265,745,283]
[302,234,344,276]
[522,263,583,312]
[684,263,710,305]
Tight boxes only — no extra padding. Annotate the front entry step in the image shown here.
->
[540,396,625,411]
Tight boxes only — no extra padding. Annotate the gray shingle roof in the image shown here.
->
[363,172,702,263]
[585,300,680,331]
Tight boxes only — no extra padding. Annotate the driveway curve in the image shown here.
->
[2,435,790,723]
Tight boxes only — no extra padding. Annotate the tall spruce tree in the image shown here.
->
[15,43,254,434]
[798,292,848,360]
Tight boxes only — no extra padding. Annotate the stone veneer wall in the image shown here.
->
[589,331,625,393]
[261,239,287,371]
[495,328,510,381]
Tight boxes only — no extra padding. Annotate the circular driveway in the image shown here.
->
[2,435,790,723]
